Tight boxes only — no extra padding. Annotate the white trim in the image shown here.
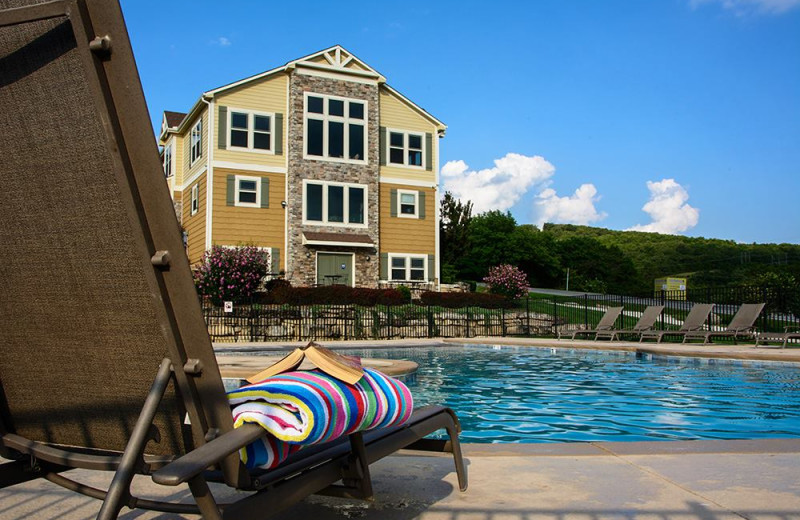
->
[189,119,203,166]
[302,237,374,248]
[435,134,441,289]
[387,253,427,282]
[314,251,356,287]
[385,127,425,170]
[284,76,290,274]
[162,141,174,178]
[301,179,368,228]
[303,92,368,164]
[226,107,276,154]
[205,100,215,251]
[212,161,287,174]
[181,167,207,191]
[396,188,419,219]
[378,177,436,188]
[294,65,380,85]
[190,183,199,216]
[234,175,262,208]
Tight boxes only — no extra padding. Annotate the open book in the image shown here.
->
[246,341,364,385]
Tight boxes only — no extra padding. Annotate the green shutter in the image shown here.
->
[379,126,387,166]
[274,113,283,155]
[418,191,426,219]
[380,252,388,280]
[428,254,435,281]
[425,132,433,171]
[218,106,227,149]
[271,247,280,274]
[260,177,270,208]
[226,175,235,206]
[390,188,397,217]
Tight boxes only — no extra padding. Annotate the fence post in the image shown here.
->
[584,293,589,330]
[502,306,506,337]
[466,307,471,338]
[526,297,531,337]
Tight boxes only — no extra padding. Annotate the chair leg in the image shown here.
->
[97,359,173,520]
[445,422,468,492]
[188,475,222,520]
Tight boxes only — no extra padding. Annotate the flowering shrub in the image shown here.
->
[483,264,529,299]
[194,245,269,304]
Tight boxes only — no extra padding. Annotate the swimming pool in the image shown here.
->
[344,345,800,443]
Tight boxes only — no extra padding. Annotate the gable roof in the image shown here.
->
[163,111,186,128]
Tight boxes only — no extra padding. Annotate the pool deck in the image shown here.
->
[3,338,799,519]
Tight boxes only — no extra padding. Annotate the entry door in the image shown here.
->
[317,253,353,286]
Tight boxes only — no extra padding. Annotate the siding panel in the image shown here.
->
[379,183,435,254]
[182,176,207,264]
[379,89,438,183]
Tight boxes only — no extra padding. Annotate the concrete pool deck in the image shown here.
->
[2,338,799,519]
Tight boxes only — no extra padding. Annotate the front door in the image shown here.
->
[317,253,354,286]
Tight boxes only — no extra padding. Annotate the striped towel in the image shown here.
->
[228,368,414,469]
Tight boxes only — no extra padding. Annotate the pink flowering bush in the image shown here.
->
[194,245,269,304]
[483,264,529,299]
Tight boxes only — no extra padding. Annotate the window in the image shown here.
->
[397,189,418,218]
[389,254,426,281]
[303,180,367,226]
[388,130,424,168]
[190,183,199,216]
[235,175,260,207]
[190,120,202,165]
[229,109,272,152]
[305,93,366,162]
[162,143,172,178]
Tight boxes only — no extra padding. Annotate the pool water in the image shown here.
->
[347,345,800,443]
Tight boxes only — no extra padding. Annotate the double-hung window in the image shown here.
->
[304,180,367,226]
[190,184,199,216]
[388,130,423,168]
[229,110,272,152]
[162,144,172,178]
[390,254,426,281]
[190,120,202,165]
[397,189,418,218]
[305,93,366,162]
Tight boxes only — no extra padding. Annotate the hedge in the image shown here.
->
[419,291,512,309]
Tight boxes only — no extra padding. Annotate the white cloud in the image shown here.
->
[441,153,555,214]
[535,184,607,227]
[211,36,232,47]
[627,179,699,235]
[690,0,800,15]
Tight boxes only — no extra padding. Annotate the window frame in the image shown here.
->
[190,183,199,216]
[388,253,427,282]
[227,108,275,154]
[190,119,203,166]
[302,179,368,228]
[386,128,425,169]
[303,92,368,164]
[163,143,173,178]
[234,175,261,208]
[396,189,419,219]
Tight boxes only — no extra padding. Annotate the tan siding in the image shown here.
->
[173,136,185,186]
[379,89,437,184]
[215,75,288,168]
[182,176,207,264]
[211,169,285,252]
[184,108,208,180]
[379,183,436,254]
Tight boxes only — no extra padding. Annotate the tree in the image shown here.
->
[439,192,473,282]
[460,210,517,281]
[194,245,269,304]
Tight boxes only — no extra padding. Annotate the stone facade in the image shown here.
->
[285,73,380,287]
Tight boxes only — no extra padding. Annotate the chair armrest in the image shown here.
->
[152,424,264,486]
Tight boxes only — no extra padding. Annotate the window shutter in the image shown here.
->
[260,177,270,208]
[218,106,227,149]
[271,247,281,274]
[425,132,433,171]
[274,113,283,155]
[390,188,397,217]
[427,254,435,281]
[226,175,235,206]
[380,253,388,280]
[379,126,387,166]
[418,191,426,219]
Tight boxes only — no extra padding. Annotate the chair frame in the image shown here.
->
[559,306,624,341]
[638,304,714,344]
[682,303,765,345]
[595,305,665,341]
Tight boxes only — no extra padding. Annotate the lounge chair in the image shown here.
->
[639,303,714,344]
[682,303,765,344]
[0,3,466,519]
[595,305,665,341]
[756,327,800,348]
[559,306,624,340]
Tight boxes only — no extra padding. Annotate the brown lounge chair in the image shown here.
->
[756,327,800,348]
[595,305,665,341]
[682,303,765,345]
[559,306,624,340]
[0,2,466,519]
[639,303,714,344]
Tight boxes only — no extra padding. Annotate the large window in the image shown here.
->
[190,120,202,165]
[303,180,367,226]
[234,175,261,207]
[229,109,272,152]
[388,130,423,168]
[389,254,426,281]
[190,183,199,216]
[162,143,172,178]
[305,93,366,163]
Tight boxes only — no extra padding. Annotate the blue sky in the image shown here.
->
[120,0,800,244]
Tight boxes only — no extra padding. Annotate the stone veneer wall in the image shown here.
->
[285,73,380,287]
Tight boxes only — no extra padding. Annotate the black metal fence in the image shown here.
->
[202,285,799,343]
